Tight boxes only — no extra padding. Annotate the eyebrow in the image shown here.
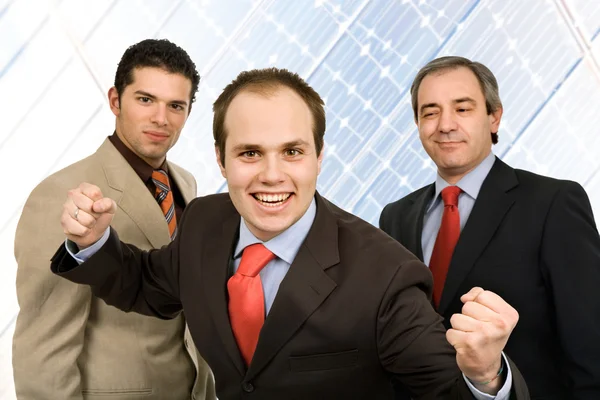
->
[453,97,477,105]
[230,140,310,153]
[281,140,310,148]
[134,90,189,107]
[419,97,477,114]
[231,143,261,153]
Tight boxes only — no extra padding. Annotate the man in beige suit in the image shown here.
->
[13,39,215,400]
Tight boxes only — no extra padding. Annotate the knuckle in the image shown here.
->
[496,317,509,331]
[463,334,477,348]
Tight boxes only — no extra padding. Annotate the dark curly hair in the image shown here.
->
[114,39,200,110]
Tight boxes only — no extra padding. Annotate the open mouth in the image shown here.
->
[252,193,293,207]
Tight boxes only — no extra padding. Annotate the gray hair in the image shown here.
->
[410,56,502,143]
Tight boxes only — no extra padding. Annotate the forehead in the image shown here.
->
[418,67,484,102]
[224,87,314,144]
[126,67,192,96]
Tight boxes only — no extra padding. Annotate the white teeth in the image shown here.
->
[254,193,291,204]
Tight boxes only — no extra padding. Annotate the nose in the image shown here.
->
[150,103,168,126]
[438,109,457,133]
[258,154,286,185]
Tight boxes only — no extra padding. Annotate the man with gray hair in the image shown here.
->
[380,56,600,399]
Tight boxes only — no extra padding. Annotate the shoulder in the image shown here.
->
[381,184,432,220]
[26,154,99,203]
[512,168,586,199]
[184,192,236,219]
[168,161,195,182]
[323,199,420,265]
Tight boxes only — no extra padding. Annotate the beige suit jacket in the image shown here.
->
[13,139,216,400]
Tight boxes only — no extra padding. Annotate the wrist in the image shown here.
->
[470,358,505,390]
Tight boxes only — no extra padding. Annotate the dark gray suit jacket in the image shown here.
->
[52,192,529,399]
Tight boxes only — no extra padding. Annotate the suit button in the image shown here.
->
[241,382,254,392]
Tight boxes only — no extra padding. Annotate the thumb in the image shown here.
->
[92,198,117,215]
[460,286,484,303]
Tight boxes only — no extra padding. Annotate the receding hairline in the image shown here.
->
[222,83,314,134]
[232,81,305,99]
[224,84,313,116]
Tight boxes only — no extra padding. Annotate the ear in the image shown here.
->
[215,146,226,179]
[108,87,120,117]
[317,145,324,175]
[489,106,503,134]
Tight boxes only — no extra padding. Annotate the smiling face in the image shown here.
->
[416,67,502,184]
[216,86,323,241]
[109,66,192,168]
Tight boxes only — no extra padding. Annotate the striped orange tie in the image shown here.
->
[152,169,177,240]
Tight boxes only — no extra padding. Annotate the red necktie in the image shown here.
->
[429,186,462,309]
[227,243,275,366]
[152,170,177,240]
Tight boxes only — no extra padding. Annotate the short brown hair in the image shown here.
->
[411,56,502,144]
[213,67,326,165]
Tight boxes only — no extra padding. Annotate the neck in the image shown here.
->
[438,152,491,185]
[115,128,165,169]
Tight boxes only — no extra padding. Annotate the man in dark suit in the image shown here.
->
[379,56,600,400]
[51,67,529,399]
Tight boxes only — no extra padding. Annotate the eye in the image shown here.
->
[171,104,184,111]
[285,148,302,157]
[242,150,259,158]
[138,97,151,103]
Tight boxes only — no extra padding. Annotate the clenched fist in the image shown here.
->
[446,287,519,391]
[61,183,117,249]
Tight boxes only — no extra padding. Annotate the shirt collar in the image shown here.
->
[427,151,496,213]
[109,132,169,183]
[234,197,317,264]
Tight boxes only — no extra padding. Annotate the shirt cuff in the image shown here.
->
[463,352,512,400]
[65,228,110,264]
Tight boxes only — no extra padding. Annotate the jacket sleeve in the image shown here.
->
[13,183,90,400]
[377,257,530,399]
[50,199,191,320]
[540,181,600,397]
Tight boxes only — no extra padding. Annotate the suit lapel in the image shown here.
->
[96,139,170,248]
[202,206,246,376]
[245,193,338,380]
[438,158,518,314]
[410,185,435,261]
[168,162,196,205]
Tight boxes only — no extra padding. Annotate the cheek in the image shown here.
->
[225,163,257,188]
[171,114,187,129]
[418,124,434,140]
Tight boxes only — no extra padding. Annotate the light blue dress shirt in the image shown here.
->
[68,190,510,397]
[232,198,316,315]
[422,151,496,266]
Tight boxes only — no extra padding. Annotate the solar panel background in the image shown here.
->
[1,0,599,396]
